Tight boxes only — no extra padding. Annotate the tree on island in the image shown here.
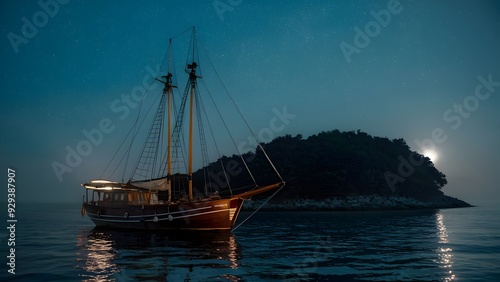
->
[193,130,448,203]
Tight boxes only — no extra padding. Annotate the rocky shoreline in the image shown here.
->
[242,194,472,211]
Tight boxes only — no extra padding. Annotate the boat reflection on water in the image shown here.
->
[76,228,241,281]
[76,231,119,281]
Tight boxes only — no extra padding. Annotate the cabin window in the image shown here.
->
[104,192,111,201]
[151,192,159,204]
[114,192,125,201]
[94,191,111,202]
[142,192,151,203]
[128,192,139,202]
[126,191,158,204]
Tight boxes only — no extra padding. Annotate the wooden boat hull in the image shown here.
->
[83,197,244,231]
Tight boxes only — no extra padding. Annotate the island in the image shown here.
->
[194,130,471,211]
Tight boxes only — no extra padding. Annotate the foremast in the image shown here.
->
[160,39,175,202]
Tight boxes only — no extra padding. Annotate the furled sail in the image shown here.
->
[130,177,169,191]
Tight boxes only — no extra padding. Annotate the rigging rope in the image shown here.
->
[197,88,233,195]
[199,40,285,183]
[129,88,165,179]
[198,79,257,188]
[100,74,159,181]
[231,183,285,232]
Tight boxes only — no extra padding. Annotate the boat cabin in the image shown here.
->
[82,180,166,208]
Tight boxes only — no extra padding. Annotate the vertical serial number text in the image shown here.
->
[7,168,16,275]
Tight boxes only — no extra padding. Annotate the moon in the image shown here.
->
[423,150,439,163]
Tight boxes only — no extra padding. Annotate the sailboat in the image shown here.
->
[80,27,284,231]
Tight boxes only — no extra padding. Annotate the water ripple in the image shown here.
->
[5,203,499,281]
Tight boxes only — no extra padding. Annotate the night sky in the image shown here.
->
[1,0,499,204]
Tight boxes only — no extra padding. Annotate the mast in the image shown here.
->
[186,26,200,202]
[187,61,198,201]
[165,39,175,202]
[165,73,173,202]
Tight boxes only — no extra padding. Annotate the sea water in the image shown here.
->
[1,201,499,281]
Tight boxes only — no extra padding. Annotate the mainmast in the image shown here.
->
[187,61,199,201]
[186,27,200,202]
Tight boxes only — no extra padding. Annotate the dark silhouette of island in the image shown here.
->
[193,130,471,210]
